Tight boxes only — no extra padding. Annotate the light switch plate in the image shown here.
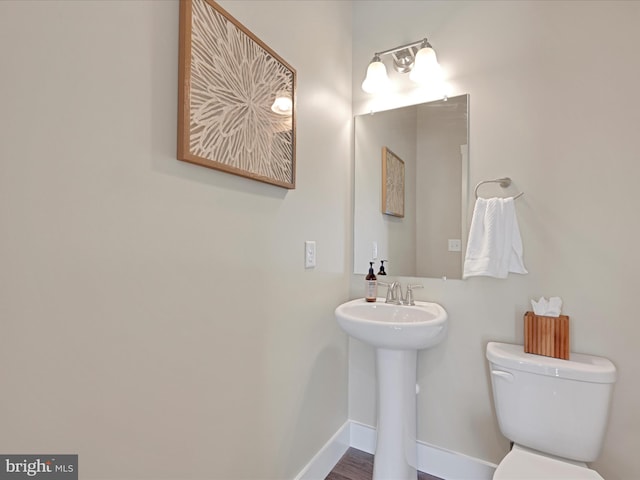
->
[305,241,316,268]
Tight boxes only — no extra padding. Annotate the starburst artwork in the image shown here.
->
[382,147,405,217]
[178,0,296,188]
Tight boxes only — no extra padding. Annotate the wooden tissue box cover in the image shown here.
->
[524,311,570,360]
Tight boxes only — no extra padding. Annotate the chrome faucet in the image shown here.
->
[382,281,424,305]
[382,281,404,305]
[391,281,403,304]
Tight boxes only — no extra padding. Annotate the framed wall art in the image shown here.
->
[382,146,405,217]
[178,0,296,189]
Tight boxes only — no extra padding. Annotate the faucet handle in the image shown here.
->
[377,282,392,303]
[405,284,424,306]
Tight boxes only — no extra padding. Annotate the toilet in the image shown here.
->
[486,342,616,479]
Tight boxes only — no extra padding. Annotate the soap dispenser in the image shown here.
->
[365,262,378,302]
[378,260,387,276]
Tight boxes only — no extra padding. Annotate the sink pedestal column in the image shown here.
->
[373,348,418,480]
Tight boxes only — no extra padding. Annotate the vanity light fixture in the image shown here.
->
[361,37,442,94]
[361,54,391,94]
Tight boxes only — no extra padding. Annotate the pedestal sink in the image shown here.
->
[335,298,448,480]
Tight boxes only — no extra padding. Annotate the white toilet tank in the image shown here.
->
[486,342,616,462]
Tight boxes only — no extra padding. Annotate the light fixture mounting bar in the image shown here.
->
[374,38,427,57]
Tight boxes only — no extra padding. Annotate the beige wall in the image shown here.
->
[0,1,352,478]
[351,1,640,479]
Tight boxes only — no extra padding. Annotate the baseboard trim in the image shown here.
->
[294,421,350,480]
[296,420,497,480]
[416,437,497,480]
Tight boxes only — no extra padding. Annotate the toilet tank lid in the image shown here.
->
[486,342,616,384]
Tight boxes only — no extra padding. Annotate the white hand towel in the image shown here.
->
[463,197,527,279]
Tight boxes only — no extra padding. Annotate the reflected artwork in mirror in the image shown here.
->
[353,94,469,279]
[382,147,405,218]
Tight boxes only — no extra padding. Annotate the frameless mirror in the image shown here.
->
[353,94,469,279]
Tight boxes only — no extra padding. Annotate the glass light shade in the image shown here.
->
[409,46,441,84]
[361,60,391,94]
[271,93,292,115]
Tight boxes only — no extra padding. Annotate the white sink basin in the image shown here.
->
[335,298,447,350]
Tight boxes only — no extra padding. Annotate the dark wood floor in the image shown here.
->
[326,448,442,480]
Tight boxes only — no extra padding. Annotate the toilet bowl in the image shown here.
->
[494,445,603,479]
[486,342,616,480]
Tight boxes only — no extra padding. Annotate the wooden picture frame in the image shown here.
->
[178,0,296,189]
[382,146,405,217]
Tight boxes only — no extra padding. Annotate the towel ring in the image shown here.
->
[474,177,524,200]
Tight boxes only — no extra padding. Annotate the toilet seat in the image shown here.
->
[494,445,604,479]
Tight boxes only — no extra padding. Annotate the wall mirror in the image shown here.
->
[353,94,469,279]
